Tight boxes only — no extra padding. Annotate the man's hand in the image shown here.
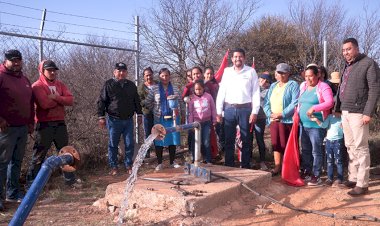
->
[216,114,223,123]
[48,93,57,100]
[362,115,371,125]
[27,124,34,134]
[270,113,282,121]
[249,114,257,124]
[98,118,106,129]
[0,117,8,132]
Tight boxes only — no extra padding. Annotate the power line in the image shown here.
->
[0,23,133,42]
[0,11,134,34]
[0,1,134,26]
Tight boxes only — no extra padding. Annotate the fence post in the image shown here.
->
[135,16,140,144]
[39,9,47,62]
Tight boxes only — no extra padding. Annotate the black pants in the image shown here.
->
[155,145,176,165]
[26,121,75,186]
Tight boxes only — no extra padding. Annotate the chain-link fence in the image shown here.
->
[0,28,142,168]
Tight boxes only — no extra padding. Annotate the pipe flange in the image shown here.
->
[151,124,166,140]
[58,146,81,172]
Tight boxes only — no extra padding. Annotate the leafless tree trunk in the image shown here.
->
[140,0,260,82]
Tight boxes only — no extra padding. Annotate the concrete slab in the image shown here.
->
[101,164,271,217]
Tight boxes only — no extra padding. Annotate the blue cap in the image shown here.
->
[259,73,272,83]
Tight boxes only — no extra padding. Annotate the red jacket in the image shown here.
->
[0,64,34,126]
[33,61,74,122]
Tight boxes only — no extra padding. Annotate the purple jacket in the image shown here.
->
[0,64,34,126]
[298,80,334,120]
[188,92,217,124]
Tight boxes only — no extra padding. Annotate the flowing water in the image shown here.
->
[117,133,158,224]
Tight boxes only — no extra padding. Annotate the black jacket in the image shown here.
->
[97,78,142,119]
[335,54,380,116]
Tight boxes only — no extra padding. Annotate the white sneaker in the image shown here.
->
[155,164,163,171]
[171,162,181,168]
[260,162,268,171]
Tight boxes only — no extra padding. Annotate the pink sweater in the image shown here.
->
[32,61,74,122]
[188,92,217,124]
[299,80,334,120]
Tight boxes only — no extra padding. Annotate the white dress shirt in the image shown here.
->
[216,65,260,115]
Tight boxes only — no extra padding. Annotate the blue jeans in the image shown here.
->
[254,118,266,162]
[107,116,134,169]
[301,127,324,177]
[326,139,344,181]
[26,121,75,187]
[0,126,28,199]
[224,106,252,168]
[191,121,211,163]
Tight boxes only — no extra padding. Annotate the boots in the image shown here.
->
[271,151,282,176]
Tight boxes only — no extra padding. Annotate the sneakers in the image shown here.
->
[324,179,333,186]
[307,176,322,186]
[260,162,268,171]
[348,186,369,196]
[155,164,163,171]
[171,162,181,168]
[125,165,132,174]
[67,179,83,189]
[343,180,357,189]
[109,168,118,176]
[332,179,343,187]
[0,200,4,211]
[6,193,24,203]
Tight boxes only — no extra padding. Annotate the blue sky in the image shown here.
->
[0,0,378,44]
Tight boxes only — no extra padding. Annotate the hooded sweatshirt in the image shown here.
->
[0,63,34,126]
[32,61,74,122]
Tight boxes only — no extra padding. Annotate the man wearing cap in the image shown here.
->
[97,62,142,176]
[335,38,380,196]
[216,48,260,169]
[253,73,272,170]
[26,60,80,189]
[0,49,34,210]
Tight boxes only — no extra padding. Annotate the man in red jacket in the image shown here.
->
[26,60,80,189]
[0,50,34,211]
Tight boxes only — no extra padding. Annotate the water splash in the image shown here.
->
[117,133,158,224]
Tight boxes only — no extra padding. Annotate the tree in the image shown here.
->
[140,0,260,83]
[232,16,300,73]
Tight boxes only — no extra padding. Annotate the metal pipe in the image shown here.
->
[134,15,140,144]
[193,124,201,166]
[9,146,80,226]
[152,122,201,165]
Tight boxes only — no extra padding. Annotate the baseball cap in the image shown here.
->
[115,62,127,70]
[259,73,272,83]
[276,63,290,73]
[5,49,22,61]
[43,60,59,70]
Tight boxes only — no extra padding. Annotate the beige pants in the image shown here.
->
[341,111,370,188]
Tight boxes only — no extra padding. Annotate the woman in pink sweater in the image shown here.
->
[188,80,217,164]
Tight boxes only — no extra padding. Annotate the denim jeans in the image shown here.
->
[301,127,324,177]
[326,138,344,181]
[0,126,28,199]
[143,113,154,157]
[224,106,252,168]
[191,121,211,163]
[254,118,266,162]
[26,121,75,187]
[107,116,134,169]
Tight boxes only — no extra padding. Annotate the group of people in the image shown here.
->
[0,50,80,211]
[1,37,378,212]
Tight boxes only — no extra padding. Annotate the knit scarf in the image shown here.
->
[159,82,174,117]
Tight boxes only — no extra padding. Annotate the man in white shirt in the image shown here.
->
[216,48,260,168]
